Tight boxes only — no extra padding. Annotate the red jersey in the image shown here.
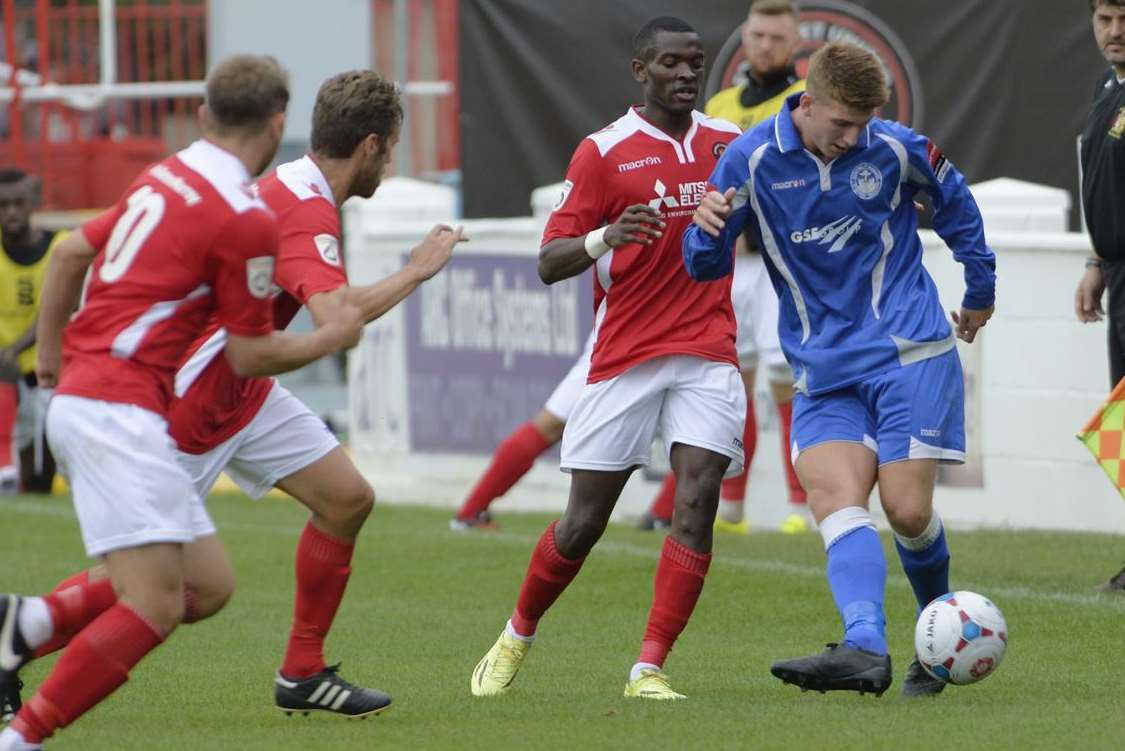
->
[168,155,347,453]
[542,107,741,383]
[56,140,277,415]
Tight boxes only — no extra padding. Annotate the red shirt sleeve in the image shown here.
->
[272,200,348,304]
[542,138,607,245]
[209,209,278,337]
[79,204,126,249]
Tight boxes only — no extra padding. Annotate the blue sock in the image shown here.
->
[826,526,887,655]
[895,518,950,614]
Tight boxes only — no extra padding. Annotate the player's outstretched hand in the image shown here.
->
[693,187,736,237]
[1075,265,1106,323]
[410,224,468,281]
[605,204,665,247]
[951,305,994,343]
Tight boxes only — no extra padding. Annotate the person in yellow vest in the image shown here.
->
[640,0,810,535]
[0,169,63,494]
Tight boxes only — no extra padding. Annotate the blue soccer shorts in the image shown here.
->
[791,348,965,466]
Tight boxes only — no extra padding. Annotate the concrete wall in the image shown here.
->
[345,180,1125,532]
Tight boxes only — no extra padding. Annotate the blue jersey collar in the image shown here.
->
[774,92,872,154]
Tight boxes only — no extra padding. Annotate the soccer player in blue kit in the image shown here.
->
[684,42,996,697]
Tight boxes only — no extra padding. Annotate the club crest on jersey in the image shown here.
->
[849,163,883,200]
[1110,107,1125,140]
[712,142,727,159]
[315,234,341,266]
[246,256,275,299]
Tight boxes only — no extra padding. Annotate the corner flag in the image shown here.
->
[1078,376,1125,500]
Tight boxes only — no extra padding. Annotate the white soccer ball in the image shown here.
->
[914,590,1008,685]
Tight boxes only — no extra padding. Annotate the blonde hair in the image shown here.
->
[750,0,798,17]
[805,42,889,111]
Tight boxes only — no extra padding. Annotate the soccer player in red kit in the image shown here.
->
[0,56,364,750]
[0,70,464,725]
[469,17,745,701]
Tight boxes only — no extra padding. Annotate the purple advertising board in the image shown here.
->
[404,253,594,453]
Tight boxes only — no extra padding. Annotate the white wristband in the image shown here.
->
[584,226,611,259]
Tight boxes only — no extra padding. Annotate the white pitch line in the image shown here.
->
[7,499,1124,611]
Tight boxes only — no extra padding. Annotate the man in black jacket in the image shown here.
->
[1075,0,1125,593]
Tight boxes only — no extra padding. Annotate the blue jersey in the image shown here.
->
[683,94,996,396]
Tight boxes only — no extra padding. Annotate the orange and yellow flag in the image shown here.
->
[1078,376,1125,499]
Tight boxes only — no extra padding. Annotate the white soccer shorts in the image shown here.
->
[560,354,746,476]
[47,394,201,558]
[732,252,791,381]
[176,383,339,536]
[543,329,595,421]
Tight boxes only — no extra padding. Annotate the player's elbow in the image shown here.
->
[538,245,561,285]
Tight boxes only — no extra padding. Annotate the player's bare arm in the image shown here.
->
[538,204,665,284]
[314,224,466,325]
[35,231,100,387]
[950,305,994,344]
[1075,263,1106,323]
[225,302,363,377]
[692,187,736,237]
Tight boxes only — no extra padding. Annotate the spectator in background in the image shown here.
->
[0,169,61,494]
[1074,0,1125,594]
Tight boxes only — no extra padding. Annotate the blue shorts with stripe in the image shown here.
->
[791,347,965,466]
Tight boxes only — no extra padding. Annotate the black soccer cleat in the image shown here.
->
[0,595,34,716]
[1,678,22,725]
[901,657,947,698]
[274,664,392,719]
[770,643,892,696]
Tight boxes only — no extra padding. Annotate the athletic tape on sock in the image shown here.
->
[894,511,942,551]
[819,506,877,551]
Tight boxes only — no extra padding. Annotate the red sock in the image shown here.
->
[12,603,163,744]
[777,400,806,504]
[720,396,757,501]
[34,571,118,658]
[637,536,711,668]
[458,422,552,519]
[0,382,16,471]
[510,521,585,637]
[280,522,355,679]
[649,473,676,521]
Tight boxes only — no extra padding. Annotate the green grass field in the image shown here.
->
[3,492,1125,750]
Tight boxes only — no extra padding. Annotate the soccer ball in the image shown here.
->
[914,591,1008,685]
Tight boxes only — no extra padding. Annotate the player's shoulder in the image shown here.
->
[580,108,647,160]
[259,173,339,236]
[169,140,270,218]
[868,117,927,151]
[692,109,742,139]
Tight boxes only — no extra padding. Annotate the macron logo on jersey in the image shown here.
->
[790,215,862,253]
[617,156,663,173]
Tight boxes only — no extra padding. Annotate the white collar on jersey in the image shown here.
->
[179,139,252,185]
[275,155,337,207]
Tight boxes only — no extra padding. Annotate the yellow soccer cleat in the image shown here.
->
[780,513,810,534]
[470,630,532,697]
[714,517,750,535]
[623,668,686,700]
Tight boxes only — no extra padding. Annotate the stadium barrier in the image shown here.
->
[345,177,1125,533]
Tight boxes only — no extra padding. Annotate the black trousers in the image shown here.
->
[1104,260,1125,386]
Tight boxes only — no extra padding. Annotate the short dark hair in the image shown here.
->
[310,70,403,159]
[751,0,799,17]
[0,169,28,185]
[205,54,289,130]
[1092,0,1125,11]
[633,16,697,62]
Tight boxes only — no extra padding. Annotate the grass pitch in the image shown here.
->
[3,492,1125,750]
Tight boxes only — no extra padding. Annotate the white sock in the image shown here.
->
[718,499,744,524]
[0,726,41,750]
[505,619,535,643]
[16,596,53,650]
[629,662,661,682]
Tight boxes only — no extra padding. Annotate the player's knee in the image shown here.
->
[882,501,931,538]
[184,574,236,624]
[556,510,608,558]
